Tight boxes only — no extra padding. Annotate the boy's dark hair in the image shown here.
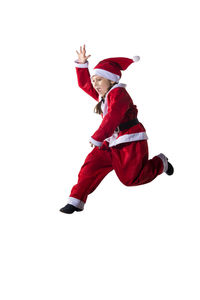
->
[94,98,104,115]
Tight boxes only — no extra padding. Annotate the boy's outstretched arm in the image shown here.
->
[75,45,99,101]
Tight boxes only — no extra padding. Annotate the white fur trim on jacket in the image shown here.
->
[68,197,85,210]
[107,132,148,147]
[101,83,127,117]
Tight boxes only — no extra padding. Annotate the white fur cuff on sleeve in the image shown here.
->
[90,137,103,147]
[74,60,89,68]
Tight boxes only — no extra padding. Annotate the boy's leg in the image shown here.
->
[67,145,113,210]
[112,140,164,186]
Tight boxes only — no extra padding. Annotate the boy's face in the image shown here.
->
[91,75,115,97]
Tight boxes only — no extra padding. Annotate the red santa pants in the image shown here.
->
[69,140,164,207]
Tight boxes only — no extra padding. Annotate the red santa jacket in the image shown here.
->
[75,61,148,147]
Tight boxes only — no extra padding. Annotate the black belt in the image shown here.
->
[115,118,139,132]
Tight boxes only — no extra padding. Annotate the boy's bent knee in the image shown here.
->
[118,175,135,187]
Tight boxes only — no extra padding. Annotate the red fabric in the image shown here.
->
[76,67,99,101]
[76,66,145,144]
[69,141,164,203]
[92,87,136,142]
[71,64,163,205]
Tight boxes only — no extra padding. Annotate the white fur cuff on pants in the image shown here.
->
[157,153,168,173]
[68,197,85,210]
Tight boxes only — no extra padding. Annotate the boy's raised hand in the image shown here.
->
[76,45,91,64]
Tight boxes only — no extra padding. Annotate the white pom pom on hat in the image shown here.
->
[91,56,140,82]
[133,56,140,62]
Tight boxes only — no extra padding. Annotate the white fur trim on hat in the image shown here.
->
[133,56,140,62]
[91,69,120,83]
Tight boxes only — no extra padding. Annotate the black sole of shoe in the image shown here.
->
[60,204,83,214]
[166,162,174,175]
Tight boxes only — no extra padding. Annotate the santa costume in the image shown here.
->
[60,56,174,214]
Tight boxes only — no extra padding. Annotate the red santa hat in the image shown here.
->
[92,56,140,83]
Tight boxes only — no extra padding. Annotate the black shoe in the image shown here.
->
[60,204,82,214]
[166,162,174,175]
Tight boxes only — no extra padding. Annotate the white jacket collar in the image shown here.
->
[108,83,127,95]
[100,83,127,117]
[98,83,127,101]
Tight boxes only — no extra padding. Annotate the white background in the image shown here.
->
[0,0,200,299]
